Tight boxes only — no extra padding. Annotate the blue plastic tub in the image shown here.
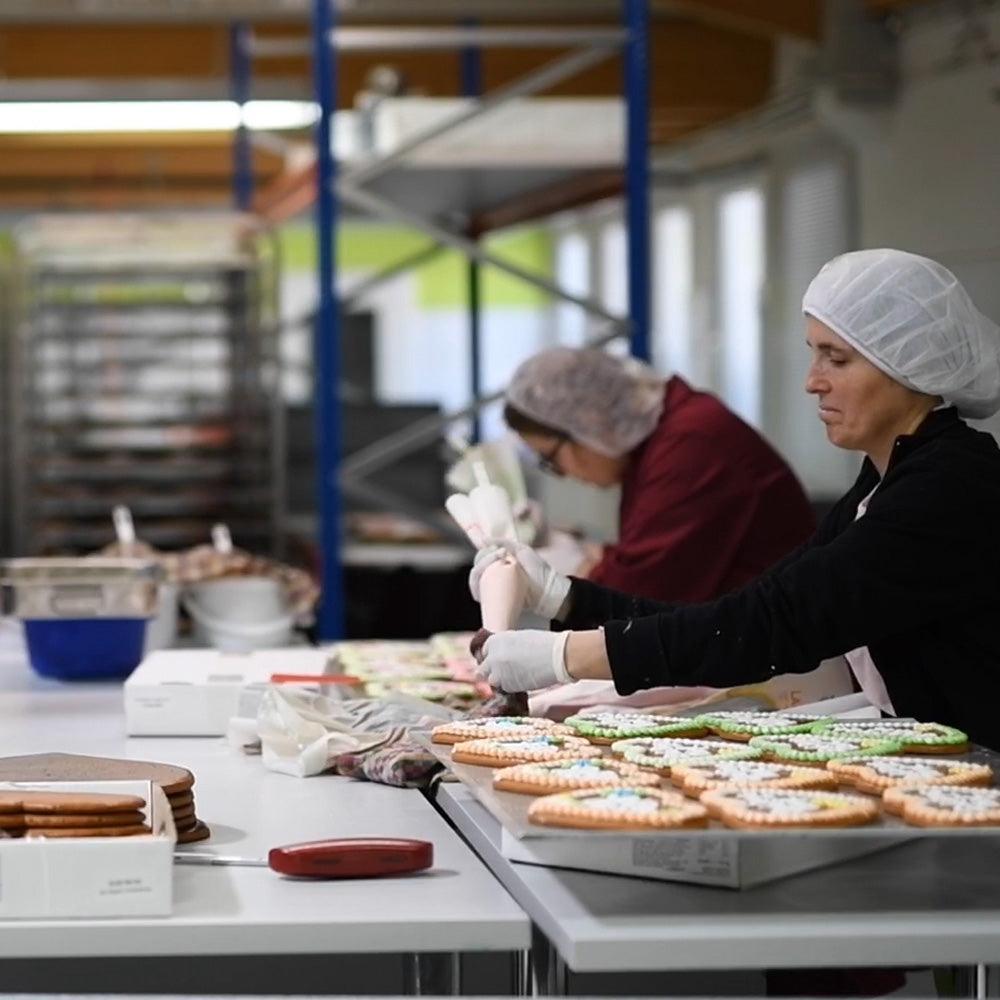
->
[24,618,150,681]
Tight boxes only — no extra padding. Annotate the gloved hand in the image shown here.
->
[468,541,572,621]
[474,629,573,693]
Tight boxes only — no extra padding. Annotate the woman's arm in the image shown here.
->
[566,462,994,695]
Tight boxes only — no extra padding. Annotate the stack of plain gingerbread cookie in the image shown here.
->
[0,789,150,838]
[0,752,209,843]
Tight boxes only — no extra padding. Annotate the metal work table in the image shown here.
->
[0,651,529,995]
[434,779,1000,993]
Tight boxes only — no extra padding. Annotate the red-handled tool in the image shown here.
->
[175,837,433,879]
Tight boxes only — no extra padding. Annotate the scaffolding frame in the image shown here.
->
[243,3,651,638]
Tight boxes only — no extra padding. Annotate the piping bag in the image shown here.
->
[445,465,526,636]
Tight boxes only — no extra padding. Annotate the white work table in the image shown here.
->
[0,644,529,995]
[435,780,1000,992]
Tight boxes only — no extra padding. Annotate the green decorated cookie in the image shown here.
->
[563,711,707,743]
[697,710,823,741]
[812,720,969,753]
[748,731,902,763]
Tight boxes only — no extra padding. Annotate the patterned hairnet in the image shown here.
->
[505,347,665,457]
[803,249,1000,418]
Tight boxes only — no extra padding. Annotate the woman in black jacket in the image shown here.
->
[470,249,1000,750]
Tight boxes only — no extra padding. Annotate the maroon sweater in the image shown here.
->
[587,376,815,602]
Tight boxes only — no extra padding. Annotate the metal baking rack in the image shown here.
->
[4,214,283,556]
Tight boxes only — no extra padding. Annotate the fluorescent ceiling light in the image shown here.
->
[0,100,319,134]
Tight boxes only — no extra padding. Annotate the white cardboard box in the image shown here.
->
[0,780,175,918]
[124,647,334,736]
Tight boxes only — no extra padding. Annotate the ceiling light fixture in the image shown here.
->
[0,100,319,134]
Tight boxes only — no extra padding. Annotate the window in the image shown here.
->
[718,186,765,426]
[652,205,693,377]
[553,230,591,347]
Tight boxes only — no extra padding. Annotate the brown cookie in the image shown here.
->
[23,811,147,828]
[0,793,24,813]
[0,815,25,829]
[0,790,146,814]
[829,756,993,796]
[451,734,592,768]
[431,716,563,745]
[671,760,839,797]
[167,791,195,811]
[701,788,880,828]
[25,824,152,838]
[171,805,196,823]
[884,785,1000,825]
[493,757,660,795]
[0,753,194,796]
[528,786,707,831]
[176,820,211,844]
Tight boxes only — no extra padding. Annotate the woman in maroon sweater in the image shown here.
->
[504,347,815,604]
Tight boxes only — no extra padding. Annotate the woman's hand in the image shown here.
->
[468,540,572,620]
[474,628,613,692]
[474,630,571,692]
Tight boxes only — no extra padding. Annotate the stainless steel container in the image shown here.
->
[1,558,162,620]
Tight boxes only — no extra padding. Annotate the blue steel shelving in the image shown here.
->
[243,2,650,639]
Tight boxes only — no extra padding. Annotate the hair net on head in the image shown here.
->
[802,248,1000,418]
[505,347,665,457]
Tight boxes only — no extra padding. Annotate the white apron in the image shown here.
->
[843,484,896,715]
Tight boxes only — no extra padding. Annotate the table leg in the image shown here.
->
[402,952,462,995]
[530,924,567,996]
[511,948,531,997]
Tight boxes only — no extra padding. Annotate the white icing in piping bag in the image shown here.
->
[478,558,527,632]
[469,464,518,543]
[445,493,487,549]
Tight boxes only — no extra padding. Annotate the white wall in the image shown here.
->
[817,5,1000,441]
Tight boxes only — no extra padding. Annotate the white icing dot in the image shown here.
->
[910,787,1000,813]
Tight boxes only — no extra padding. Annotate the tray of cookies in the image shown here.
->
[421,709,1000,888]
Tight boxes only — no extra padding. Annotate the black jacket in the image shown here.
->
[561,408,1000,751]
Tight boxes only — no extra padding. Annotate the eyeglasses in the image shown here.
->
[537,436,567,477]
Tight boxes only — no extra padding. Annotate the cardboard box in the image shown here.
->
[124,647,334,736]
[0,780,175,918]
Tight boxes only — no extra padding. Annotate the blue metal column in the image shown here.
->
[461,28,484,442]
[312,0,345,639]
[623,0,651,361]
[230,21,254,211]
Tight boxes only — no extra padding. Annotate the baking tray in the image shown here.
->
[422,735,1000,842]
[422,734,1000,887]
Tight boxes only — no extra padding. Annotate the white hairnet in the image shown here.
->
[803,249,1000,418]
[505,347,664,457]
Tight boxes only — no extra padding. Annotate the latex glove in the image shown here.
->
[468,540,571,620]
[475,629,573,693]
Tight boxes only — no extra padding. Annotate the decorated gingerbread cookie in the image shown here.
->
[696,711,823,742]
[431,716,562,745]
[563,711,707,744]
[702,787,880,828]
[670,759,839,796]
[365,679,481,702]
[450,734,592,768]
[611,737,763,774]
[884,785,1000,826]
[749,732,902,765]
[814,720,969,754]
[528,786,707,831]
[829,755,992,796]
[493,757,660,795]
[349,661,452,681]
